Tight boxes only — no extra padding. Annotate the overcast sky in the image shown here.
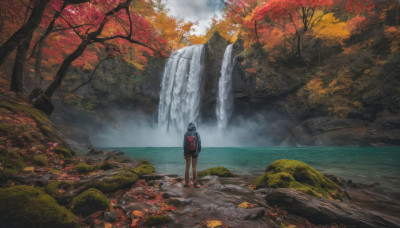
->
[165,0,222,35]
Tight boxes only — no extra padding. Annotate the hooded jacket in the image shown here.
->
[183,122,201,156]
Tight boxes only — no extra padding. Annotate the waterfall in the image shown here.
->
[216,44,234,132]
[158,45,204,133]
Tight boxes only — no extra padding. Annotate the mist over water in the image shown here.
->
[90,111,274,147]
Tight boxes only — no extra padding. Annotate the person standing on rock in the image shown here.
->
[183,122,201,188]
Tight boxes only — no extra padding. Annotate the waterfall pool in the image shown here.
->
[98,147,400,194]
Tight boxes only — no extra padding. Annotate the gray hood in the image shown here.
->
[187,122,197,131]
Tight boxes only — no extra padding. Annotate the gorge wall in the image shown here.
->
[53,25,400,147]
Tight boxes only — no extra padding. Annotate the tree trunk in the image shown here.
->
[44,40,88,98]
[296,33,302,57]
[10,34,33,94]
[0,0,48,67]
[396,0,399,28]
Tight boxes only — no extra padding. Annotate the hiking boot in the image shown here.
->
[183,182,189,187]
[194,183,201,188]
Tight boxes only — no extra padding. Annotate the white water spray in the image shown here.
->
[158,45,204,133]
[216,44,234,132]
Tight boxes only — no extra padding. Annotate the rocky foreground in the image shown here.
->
[2,151,400,228]
[1,97,400,227]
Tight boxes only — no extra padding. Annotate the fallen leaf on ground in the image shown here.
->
[23,167,34,172]
[132,210,144,218]
[206,220,223,228]
[237,201,250,208]
[131,219,140,227]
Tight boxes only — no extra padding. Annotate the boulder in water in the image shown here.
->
[198,167,234,178]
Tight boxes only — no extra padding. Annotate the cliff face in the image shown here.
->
[201,32,228,121]
[229,22,400,146]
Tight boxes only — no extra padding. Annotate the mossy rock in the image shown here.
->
[71,188,110,217]
[34,154,47,166]
[45,180,74,205]
[2,153,25,173]
[75,162,95,174]
[198,167,234,178]
[144,215,172,226]
[133,164,155,176]
[54,147,72,158]
[91,168,138,193]
[0,185,78,228]
[253,159,341,199]
[95,161,116,170]
[253,173,268,188]
[139,159,150,165]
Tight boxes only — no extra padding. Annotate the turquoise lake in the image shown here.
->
[101,147,400,193]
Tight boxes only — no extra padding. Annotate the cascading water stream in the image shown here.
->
[216,44,234,132]
[158,45,204,133]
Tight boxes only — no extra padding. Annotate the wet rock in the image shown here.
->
[265,188,400,227]
[142,174,165,181]
[104,211,117,222]
[73,168,138,193]
[104,150,124,161]
[87,148,103,156]
[244,208,265,220]
[24,174,52,186]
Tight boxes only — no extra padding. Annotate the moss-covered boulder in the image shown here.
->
[198,167,234,178]
[253,159,341,199]
[71,188,110,217]
[0,185,78,228]
[144,215,172,226]
[54,146,72,158]
[45,180,74,205]
[75,162,95,174]
[90,168,139,193]
[34,154,47,166]
[133,163,156,176]
[95,161,117,170]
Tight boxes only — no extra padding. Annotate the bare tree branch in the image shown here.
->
[70,57,111,93]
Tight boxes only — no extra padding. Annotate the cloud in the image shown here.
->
[165,0,221,35]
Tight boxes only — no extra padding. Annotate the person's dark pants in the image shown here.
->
[185,154,198,184]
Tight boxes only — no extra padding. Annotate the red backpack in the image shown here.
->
[187,135,197,151]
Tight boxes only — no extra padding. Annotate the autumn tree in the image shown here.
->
[251,0,374,57]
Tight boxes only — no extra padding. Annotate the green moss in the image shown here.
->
[54,147,72,158]
[39,125,55,138]
[144,215,172,226]
[92,168,138,193]
[261,159,341,199]
[71,188,110,217]
[198,167,234,178]
[252,173,268,188]
[35,154,47,166]
[133,164,155,176]
[95,161,116,170]
[0,185,78,228]
[75,162,95,174]
[139,159,151,165]
[45,181,73,205]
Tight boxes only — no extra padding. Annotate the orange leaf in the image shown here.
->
[131,219,140,227]
[132,210,144,218]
